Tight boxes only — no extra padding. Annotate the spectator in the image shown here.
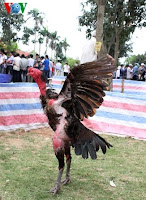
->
[120,64,125,79]
[28,54,34,67]
[138,63,145,81]
[20,54,28,82]
[39,56,45,71]
[27,54,34,82]
[80,30,97,64]
[34,54,40,69]
[55,60,62,76]
[6,51,14,77]
[43,55,50,81]
[63,62,70,76]
[144,66,146,81]
[132,63,139,80]
[49,59,53,77]
[116,66,121,79]
[0,49,7,74]
[127,64,133,79]
[13,53,21,82]
[52,61,55,76]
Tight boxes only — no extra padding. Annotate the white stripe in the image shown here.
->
[100,106,146,118]
[0,87,40,93]
[0,109,44,116]
[0,122,49,131]
[104,95,146,106]
[91,116,146,129]
[0,98,40,105]
[114,88,146,93]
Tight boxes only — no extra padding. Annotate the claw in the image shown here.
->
[50,185,60,195]
[61,178,71,185]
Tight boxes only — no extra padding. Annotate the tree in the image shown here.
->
[38,37,44,55]
[61,38,70,57]
[0,0,24,47]
[93,0,107,57]
[79,0,146,64]
[0,40,18,52]
[39,27,51,55]
[55,42,65,61]
[126,53,146,65]
[67,57,80,68]
[22,9,44,53]
[49,31,60,59]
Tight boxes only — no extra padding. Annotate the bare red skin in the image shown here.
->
[48,99,56,107]
[37,78,46,95]
[28,67,64,154]
[53,133,63,154]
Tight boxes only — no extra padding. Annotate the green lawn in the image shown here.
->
[0,129,146,200]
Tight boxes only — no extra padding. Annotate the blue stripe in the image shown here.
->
[113,79,146,85]
[53,76,66,79]
[113,89,146,95]
[95,110,146,124]
[0,103,41,111]
[50,84,62,89]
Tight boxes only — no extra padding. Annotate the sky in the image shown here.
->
[5,0,146,61]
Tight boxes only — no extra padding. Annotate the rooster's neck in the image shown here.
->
[36,76,46,96]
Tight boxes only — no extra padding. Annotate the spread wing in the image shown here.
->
[59,54,116,120]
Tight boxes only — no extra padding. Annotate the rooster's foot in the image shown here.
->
[50,185,60,195]
[61,177,71,185]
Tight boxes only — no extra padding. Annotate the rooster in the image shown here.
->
[28,54,115,195]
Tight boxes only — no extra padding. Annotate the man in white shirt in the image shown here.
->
[28,54,34,67]
[27,54,34,82]
[127,64,133,79]
[55,60,62,76]
[63,63,70,76]
[0,49,7,74]
[20,54,28,82]
[13,53,21,82]
[6,52,14,76]
[80,30,97,64]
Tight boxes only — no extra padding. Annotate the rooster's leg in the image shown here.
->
[50,149,65,195]
[62,144,72,185]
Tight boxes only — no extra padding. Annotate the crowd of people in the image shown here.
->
[1,49,146,83]
[113,63,146,81]
[0,49,70,82]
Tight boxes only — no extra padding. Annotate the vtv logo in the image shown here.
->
[4,3,27,14]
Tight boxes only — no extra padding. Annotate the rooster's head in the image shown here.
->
[28,67,42,81]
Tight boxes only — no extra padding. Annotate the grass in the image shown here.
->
[0,128,146,200]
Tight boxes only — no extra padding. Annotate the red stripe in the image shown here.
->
[0,92,40,99]
[82,118,146,139]
[102,100,146,112]
[113,84,146,90]
[0,114,48,126]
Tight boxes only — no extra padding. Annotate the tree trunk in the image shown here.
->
[34,31,37,53]
[114,30,121,66]
[95,0,107,58]
[39,43,41,55]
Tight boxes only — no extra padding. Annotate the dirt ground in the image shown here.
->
[0,127,54,149]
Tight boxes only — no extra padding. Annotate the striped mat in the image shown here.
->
[0,77,146,140]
